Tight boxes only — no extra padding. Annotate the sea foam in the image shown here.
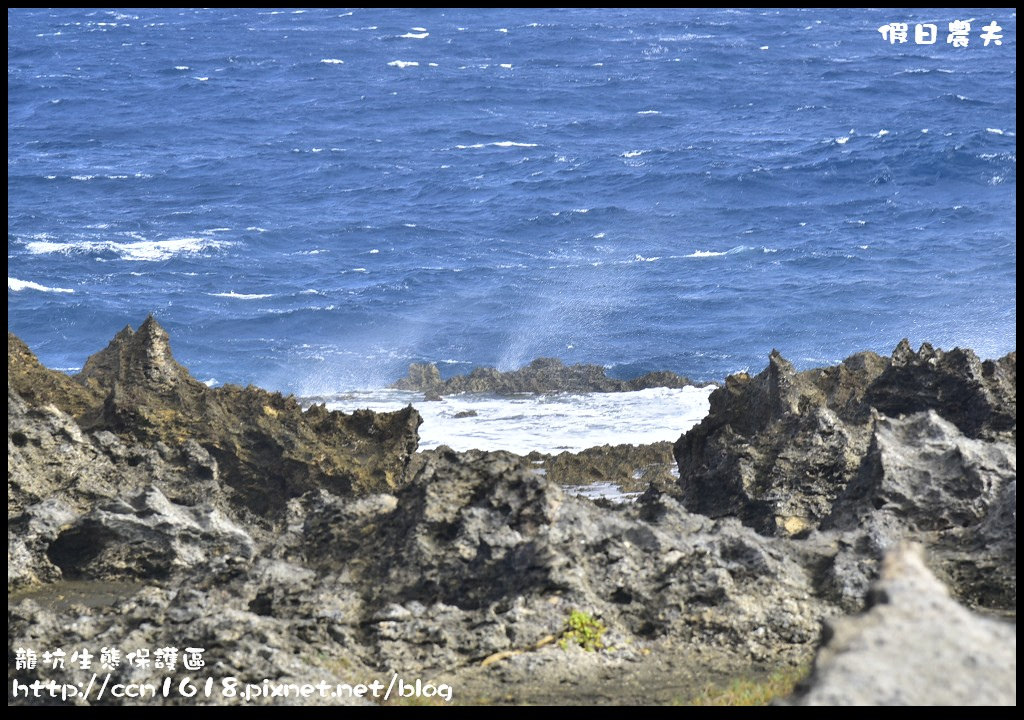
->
[209,291,273,300]
[25,237,229,262]
[8,277,75,294]
[322,386,714,455]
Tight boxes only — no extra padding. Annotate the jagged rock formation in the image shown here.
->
[392,357,709,396]
[7,324,1016,705]
[784,544,1016,706]
[9,447,836,705]
[674,343,1015,535]
[9,317,421,519]
[673,342,1017,614]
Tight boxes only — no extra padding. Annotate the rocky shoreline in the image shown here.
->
[7,318,1016,705]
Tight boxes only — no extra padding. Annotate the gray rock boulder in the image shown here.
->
[824,411,1017,612]
[785,543,1016,706]
[47,485,255,581]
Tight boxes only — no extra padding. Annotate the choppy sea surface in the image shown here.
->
[8,9,1016,452]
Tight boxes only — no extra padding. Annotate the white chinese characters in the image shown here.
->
[915,24,937,45]
[980,22,1003,46]
[12,645,207,672]
[879,20,1005,47]
[947,20,970,47]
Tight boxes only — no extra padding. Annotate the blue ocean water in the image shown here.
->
[8,8,1017,394]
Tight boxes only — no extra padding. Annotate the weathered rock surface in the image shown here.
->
[47,485,255,582]
[784,544,1016,706]
[9,447,833,704]
[675,350,887,536]
[7,325,1017,705]
[527,442,678,492]
[392,357,709,396]
[9,317,421,516]
[673,342,1016,614]
[824,411,1017,612]
[675,343,1015,533]
[8,332,101,417]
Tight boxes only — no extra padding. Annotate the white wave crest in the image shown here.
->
[400,32,428,39]
[320,58,345,64]
[25,237,229,262]
[8,277,75,294]
[387,60,419,68]
[455,141,538,149]
[209,291,272,300]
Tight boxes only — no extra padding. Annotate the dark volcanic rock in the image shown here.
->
[290,448,831,671]
[10,443,841,705]
[784,544,1016,706]
[393,357,707,395]
[8,326,1016,705]
[9,317,422,515]
[674,342,1016,537]
[673,341,1017,614]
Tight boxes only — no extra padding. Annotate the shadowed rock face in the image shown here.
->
[9,317,421,516]
[392,357,709,396]
[674,343,1016,537]
[10,446,839,697]
[674,349,889,536]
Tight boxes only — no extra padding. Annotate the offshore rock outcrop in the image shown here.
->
[784,544,1016,706]
[392,357,709,396]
